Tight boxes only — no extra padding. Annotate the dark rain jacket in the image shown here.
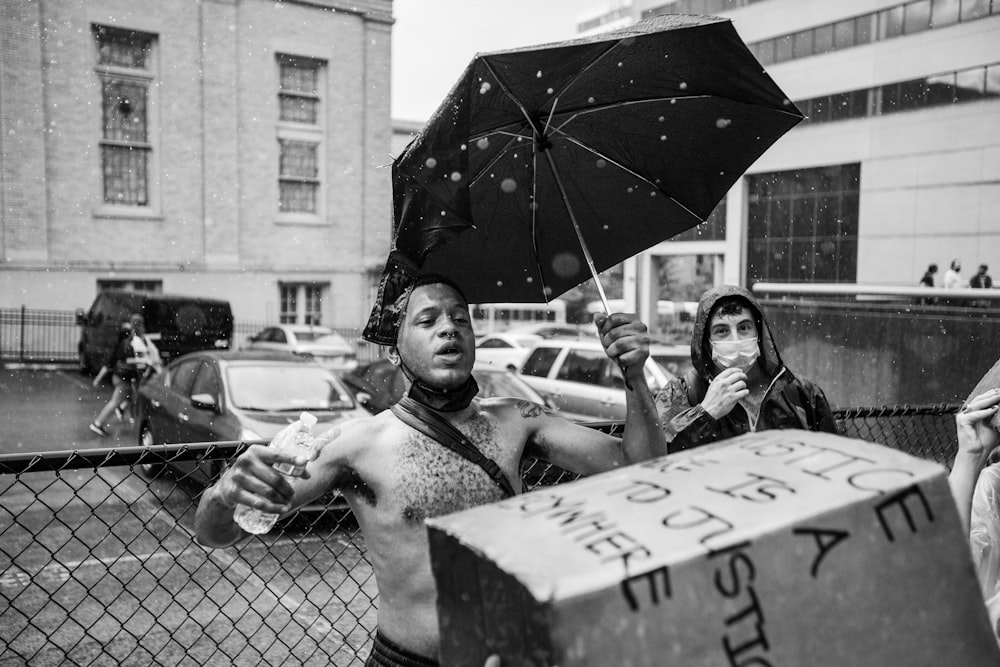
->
[654,285,838,452]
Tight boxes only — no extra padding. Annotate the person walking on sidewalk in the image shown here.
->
[88,321,140,437]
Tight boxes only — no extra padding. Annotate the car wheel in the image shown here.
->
[138,423,165,477]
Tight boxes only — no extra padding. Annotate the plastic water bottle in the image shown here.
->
[234,411,318,534]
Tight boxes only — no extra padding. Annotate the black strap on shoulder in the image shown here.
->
[390,397,515,498]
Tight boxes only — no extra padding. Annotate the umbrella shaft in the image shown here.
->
[541,148,611,316]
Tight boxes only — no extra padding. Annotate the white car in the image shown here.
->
[246,324,358,373]
[518,339,679,421]
[475,332,543,371]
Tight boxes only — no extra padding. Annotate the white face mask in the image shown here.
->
[711,337,759,371]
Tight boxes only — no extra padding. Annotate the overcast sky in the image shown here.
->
[390,0,600,121]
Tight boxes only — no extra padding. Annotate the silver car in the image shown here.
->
[518,339,680,421]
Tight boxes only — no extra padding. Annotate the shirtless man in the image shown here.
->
[194,274,665,666]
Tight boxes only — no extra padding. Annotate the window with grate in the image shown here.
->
[94,26,155,207]
[97,279,163,293]
[279,283,327,324]
[279,140,319,213]
[745,164,860,285]
[277,55,325,217]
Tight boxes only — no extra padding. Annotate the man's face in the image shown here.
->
[394,283,475,389]
[708,306,757,343]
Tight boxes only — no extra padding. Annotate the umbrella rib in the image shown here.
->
[481,58,545,142]
[556,133,706,224]
[540,41,623,136]
[467,127,534,189]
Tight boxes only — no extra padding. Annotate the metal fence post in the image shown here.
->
[20,304,26,363]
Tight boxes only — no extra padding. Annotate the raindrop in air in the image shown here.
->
[716,118,731,129]
[660,135,667,141]
[476,137,490,150]
[595,159,607,169]
[588,97,595,104]
[500,178,517,193]
[450,171,462,182]
[479,82,492,94]
[547,88,554,95]
[526,277,534,284]
[425,157,437,169]
[536,70,543,78]
[679,82,688,90]
[658,116,665,122]
[617,62,623,67]
[497,280,504,287]
[552,253,580,278]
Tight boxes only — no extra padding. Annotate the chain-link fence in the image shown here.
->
[0,406,960,665]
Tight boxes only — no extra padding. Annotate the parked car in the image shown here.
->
[475,332,543,371]
[517,339,679,421]
[136,350,369,496]
[649,343,694,377]
[245,324,358,373]
[340,359,565,417]
[76,290,233,374]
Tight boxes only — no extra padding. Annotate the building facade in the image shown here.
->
[0,0,393,327]
[577,0,1000,335]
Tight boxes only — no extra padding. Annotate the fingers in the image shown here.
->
[596,313,650,363]
[222,446,297,511]
[963,388,1000,413]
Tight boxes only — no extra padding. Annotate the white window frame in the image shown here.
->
[276,54,326,225]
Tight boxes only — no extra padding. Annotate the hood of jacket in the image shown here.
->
[689,285,784,382]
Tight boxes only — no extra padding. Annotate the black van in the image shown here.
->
[76,290,234,374]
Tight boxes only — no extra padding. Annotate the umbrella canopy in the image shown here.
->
[390,13,803,307]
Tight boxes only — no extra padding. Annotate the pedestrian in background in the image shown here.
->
[89,322,138,437]
[919,263,938,288]
[945,259,966,289]
[971,264,994,290]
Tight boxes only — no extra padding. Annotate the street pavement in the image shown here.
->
[0,366,136,455]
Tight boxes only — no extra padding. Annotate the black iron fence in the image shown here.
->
[0,407,961,665]
[0,307,378,367]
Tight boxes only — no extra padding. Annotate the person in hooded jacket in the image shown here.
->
[654,285,838,451]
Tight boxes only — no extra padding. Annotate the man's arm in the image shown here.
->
[594,312,666,461]
[195,426,345,548]
[520,313,665,474]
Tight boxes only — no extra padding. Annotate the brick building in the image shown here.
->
[0,0,393,327]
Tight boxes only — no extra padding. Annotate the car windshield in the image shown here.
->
[473,370,540,402]
[312,335,351,350]
[226,364,355,411]
[293,330,333,342]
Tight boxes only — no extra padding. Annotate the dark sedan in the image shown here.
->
[136,350,369,488]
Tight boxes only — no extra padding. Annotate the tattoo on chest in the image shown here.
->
[394,414,507,524]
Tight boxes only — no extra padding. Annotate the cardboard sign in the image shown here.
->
[428,431,999,666]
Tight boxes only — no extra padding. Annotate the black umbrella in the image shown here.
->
[389,13,803,311]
